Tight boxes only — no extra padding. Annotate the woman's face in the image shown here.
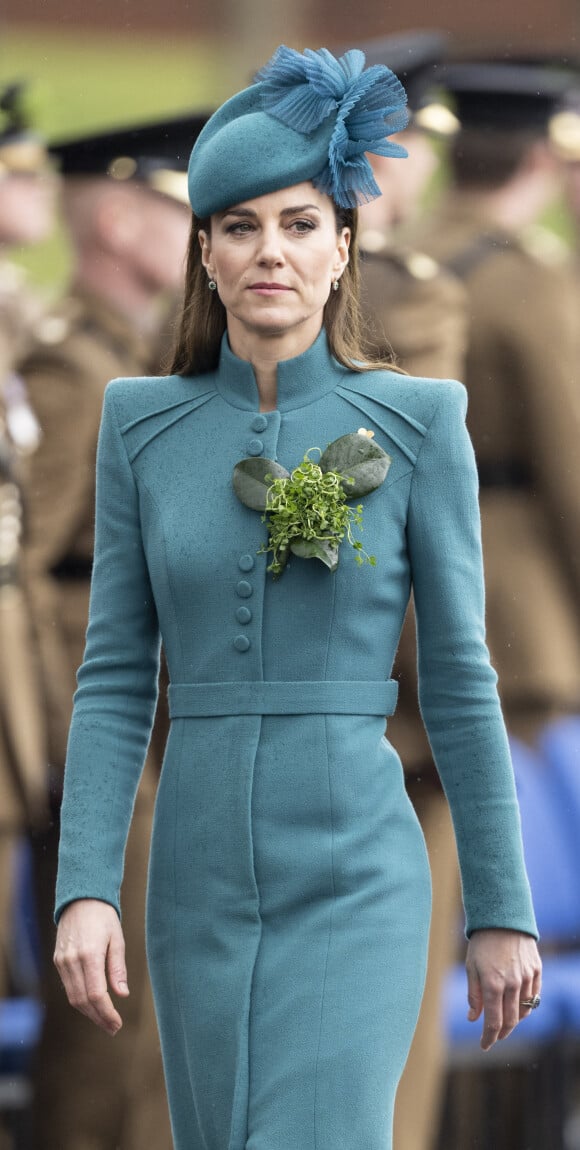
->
[0,172,57,245]
[199,182,350,351]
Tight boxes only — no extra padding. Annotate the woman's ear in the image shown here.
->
[334,227,351,278]
[196,227,215,274]
[198,228,213,275]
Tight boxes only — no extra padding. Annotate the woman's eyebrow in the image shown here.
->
[220,204,323,221]
[280,204,322,215]
[220,207,258,220]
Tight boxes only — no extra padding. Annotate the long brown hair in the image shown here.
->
[169,202,401,376]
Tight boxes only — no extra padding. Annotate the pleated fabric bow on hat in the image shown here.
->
[188,44,409,217]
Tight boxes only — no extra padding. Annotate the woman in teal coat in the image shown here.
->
[54,47,541,1150]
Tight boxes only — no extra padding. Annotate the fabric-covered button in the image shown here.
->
[251,415,268,432]
[236,580,253,598]
[233,635,251,652]
[238,554,255,572]
[235,606,252,624]
[247,438,264,456]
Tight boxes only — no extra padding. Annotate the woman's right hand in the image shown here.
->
[54,898,129,1035]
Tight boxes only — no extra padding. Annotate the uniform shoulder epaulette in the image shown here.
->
[360,234,442,281]
[0,260,26,297]
[517,224,572,268]
[398,249,441,281]
[33,297,83,347]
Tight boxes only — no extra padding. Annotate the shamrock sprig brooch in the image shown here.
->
[233,431,391,578]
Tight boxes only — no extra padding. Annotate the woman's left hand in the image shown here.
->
[465,928,542,1051]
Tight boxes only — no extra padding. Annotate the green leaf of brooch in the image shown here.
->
[233,431,391,578]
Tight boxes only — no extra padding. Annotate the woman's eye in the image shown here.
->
[226,222,253,235]
[290,219,316,233]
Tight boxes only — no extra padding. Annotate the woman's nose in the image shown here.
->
[256,224,285,264]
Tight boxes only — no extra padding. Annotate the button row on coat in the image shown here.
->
[247,415,268,456]
[234,555,256,651]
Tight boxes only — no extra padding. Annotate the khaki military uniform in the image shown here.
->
[407,194,580,737]
[19,288,172,1150]
[0,260,48,384]
[0,413,47,996]
[359,241,466,1150]
[360,239,467,769]
[399,191,580,1150]
[360,237,467,380]
[0,261,47,1011]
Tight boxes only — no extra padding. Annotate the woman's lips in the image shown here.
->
[249,283,292,293]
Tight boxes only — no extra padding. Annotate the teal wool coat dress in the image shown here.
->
[56,331,536,1150]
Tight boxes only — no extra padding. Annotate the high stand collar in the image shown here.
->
[215,328,348,413]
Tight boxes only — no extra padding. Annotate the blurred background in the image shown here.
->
[2,5,580,1150]
[2,0,580,282]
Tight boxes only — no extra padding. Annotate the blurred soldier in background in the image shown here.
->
[0,84,56,389]
[402,62,580,1148]
[0,82,53,991]
[552,82,580,254]
[0,81,54,1150]
[19,113,205,1150]
[357,31,465,378]
[355,33,466,1150]
[406,61,580,748]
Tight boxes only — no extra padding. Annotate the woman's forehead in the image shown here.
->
[219,182,332,217]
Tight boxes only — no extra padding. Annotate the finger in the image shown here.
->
[532,961,542,1000]
[57,944,122,1035]
[497,978,521,1040]
[480,982,504,1051]
[466,967,483,1022]
[54,941,95,1013]
[518,970,536,1018]
[54,946,80,1007]
[519,960,543,1019]
[69,975,120,1033]
[106,930,129,997]
[80,992,123,1034]
[80,952,123,1033]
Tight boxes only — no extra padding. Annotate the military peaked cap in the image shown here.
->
[440,61,573,133]
[350,30,448,111]
[344,30,458,136]
[0,82,48,175]
[549,86,580,159]
[50,112,209,203]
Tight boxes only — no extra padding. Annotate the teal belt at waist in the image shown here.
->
[168,680,398,718]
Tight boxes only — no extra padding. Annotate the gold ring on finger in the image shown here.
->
[520,994,541,1010]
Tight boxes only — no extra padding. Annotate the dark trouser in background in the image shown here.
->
[394,778,461,1150]
[30,768,173,1150]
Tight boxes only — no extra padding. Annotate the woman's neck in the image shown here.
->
[226,317,324,412]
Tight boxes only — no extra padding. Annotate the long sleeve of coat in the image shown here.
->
[407,382,536,938]
[55,386,160,920]
[54,336,538,942]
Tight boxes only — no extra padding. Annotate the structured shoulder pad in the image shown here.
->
[105,373,219,462]
[337,371,466,466]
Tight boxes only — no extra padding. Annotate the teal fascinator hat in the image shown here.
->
[188,45,409,217]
